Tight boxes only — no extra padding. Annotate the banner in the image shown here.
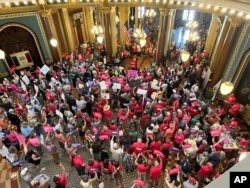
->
[9,50,33,70]
[212,79,222,101]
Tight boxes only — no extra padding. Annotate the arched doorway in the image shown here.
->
[0,23,44,70]
[233,49,250,105]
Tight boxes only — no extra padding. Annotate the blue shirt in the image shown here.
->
[21,126,33,137]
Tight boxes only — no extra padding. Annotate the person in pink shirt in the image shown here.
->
[69,152,85,176]
[197,162,213,180]
[27,133,43,155]
[174,129,185,146]
[149,154,163,187]
[55,129,66,151]
[132,138,147,155]
[135,153,149,181]
[53,163,68,188]
[103,105,113,124]
[150,137,162,151]
[117,107,130,125]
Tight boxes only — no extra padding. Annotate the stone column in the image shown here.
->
[102,7,112,56]
[119,7,129,46]
[209,17,230,73]
[135,7,139,28]
[164,9,176,55]
[156,8,169,63]
[110,7,117,56]
[84,7,95,43]
[61,8,77,51]
[210,17,242,86]
[45,12,62,59]
[205,14,219,55]
[80,10,89,43]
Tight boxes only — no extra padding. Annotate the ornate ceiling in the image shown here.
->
[0,0,249,20]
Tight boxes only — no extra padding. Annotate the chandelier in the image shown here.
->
[185,20,199,29]
[188,31,200,41]
[133,27,147,47]
[91,25,104,43]
[146,9,156,18]
[91,25,103,35]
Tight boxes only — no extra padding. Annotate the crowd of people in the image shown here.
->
[0,42,249,188]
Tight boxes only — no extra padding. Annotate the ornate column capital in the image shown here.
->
[229,17,243,28]
[159,8,169,16]
[101,7,111,14]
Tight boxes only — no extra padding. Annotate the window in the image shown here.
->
[182,10,195,21]
[138,7,145,19]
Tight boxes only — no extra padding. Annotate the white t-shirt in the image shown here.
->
[80,181,93,188]
[183,180,199,188]
[76,100,87,110]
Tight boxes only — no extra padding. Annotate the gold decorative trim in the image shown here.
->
[0,23,46,65]
[0,12,53,64]
[223,21,250,80]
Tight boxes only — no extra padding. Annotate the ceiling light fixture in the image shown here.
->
[184,2,188,6]
[163,0,167,4]
[198,3,203,8]
[169,0,174,5]
[191,2,195,7]
[221,8,227,13]
[220,81,234,95]
[0,50,5,59]
[50,38,58,47]
[237,12,244,17]
[14,2,20,5]
[214,6,219,11]
[229,9,236,15]
[177,1,181,5]
[32,0,36,4]
[246,14,250,20]
[206,5,211,9]
[23,1,28,5]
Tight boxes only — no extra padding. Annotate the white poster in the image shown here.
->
[99,81,107,90]
[113,83,121,90]
[56,110,64,119]
[202,67,212,91]
[22,75,30,85]
[212,79,222,101]
[40,65,50,75]
[137,89,147,95]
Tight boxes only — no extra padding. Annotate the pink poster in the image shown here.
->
[127,70,138,78]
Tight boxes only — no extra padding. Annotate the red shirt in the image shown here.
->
[69,155,84,167]
[198,165,213,178]
[150,141,162,151]
[160,123,168,132]
[132,142,146,154]
[100,129,111,138]
[149,161,162,180]
[137,163,149,173]
[58,173,67,186]
[162,142,173,151]
[103,110,113,120]
[174,133,185,145]
[109,123,117,131]
[87,161,100,174]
